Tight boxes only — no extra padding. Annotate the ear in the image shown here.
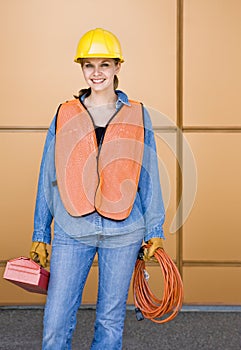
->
[115,61,121,74]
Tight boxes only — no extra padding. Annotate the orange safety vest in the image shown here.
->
[55,99,144,220]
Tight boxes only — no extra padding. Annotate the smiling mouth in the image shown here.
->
[91,78,105,84]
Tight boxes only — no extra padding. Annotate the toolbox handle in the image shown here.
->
[7,257,41,271]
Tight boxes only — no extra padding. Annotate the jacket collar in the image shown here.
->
[80,89,131,109]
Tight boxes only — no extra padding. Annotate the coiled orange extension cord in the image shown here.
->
[133,246,184,324]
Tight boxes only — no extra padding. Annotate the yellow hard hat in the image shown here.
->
[74,28,124,63]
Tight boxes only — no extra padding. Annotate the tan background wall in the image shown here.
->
[0,0,241,305]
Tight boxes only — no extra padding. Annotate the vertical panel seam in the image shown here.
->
[176,0,184,276]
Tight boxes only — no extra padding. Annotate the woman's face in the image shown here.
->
[81,58,120,93]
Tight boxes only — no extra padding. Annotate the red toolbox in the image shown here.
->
[3,257,49,294]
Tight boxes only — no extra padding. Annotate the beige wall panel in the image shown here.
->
[183,133,241,261]
[0,132,45,261]
[0,130,174,304]
[155,132,176,259]
[81,266,98,305]
[0,265,98,305]
[0,0,176,127]
[183,267,241,304]
[0,0,175,306]
[184,0,241,126]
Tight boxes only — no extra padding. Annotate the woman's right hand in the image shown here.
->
[30,241,48,268]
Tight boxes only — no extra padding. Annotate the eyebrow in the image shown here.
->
[83,59,112,64]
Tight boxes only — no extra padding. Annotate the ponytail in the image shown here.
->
[74,87,91,99]
[114,75,119,90]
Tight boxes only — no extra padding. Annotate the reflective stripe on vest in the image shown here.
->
[55,98,144,220]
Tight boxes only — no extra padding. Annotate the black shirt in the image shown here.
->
[95,126,107,146]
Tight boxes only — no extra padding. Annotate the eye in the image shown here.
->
[101,62,110,68]
[84,63,93,69]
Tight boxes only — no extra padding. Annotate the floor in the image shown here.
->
[0,308,241,349]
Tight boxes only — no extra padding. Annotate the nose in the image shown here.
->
[93,65,101,76]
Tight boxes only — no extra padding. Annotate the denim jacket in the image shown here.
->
[32,90,165,248]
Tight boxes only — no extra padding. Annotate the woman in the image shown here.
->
[30,28,165,350]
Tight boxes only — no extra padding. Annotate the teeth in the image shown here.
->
[92,79,104,83]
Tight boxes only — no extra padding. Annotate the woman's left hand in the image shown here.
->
[143,237,164,262]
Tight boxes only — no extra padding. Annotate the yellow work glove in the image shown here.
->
[143,237,164,262]
[30,241,48,268]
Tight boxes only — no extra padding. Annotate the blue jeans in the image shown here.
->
[42,231,142,350]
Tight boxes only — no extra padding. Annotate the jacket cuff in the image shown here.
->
[32,230,51,245]
[144,223,165,243]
